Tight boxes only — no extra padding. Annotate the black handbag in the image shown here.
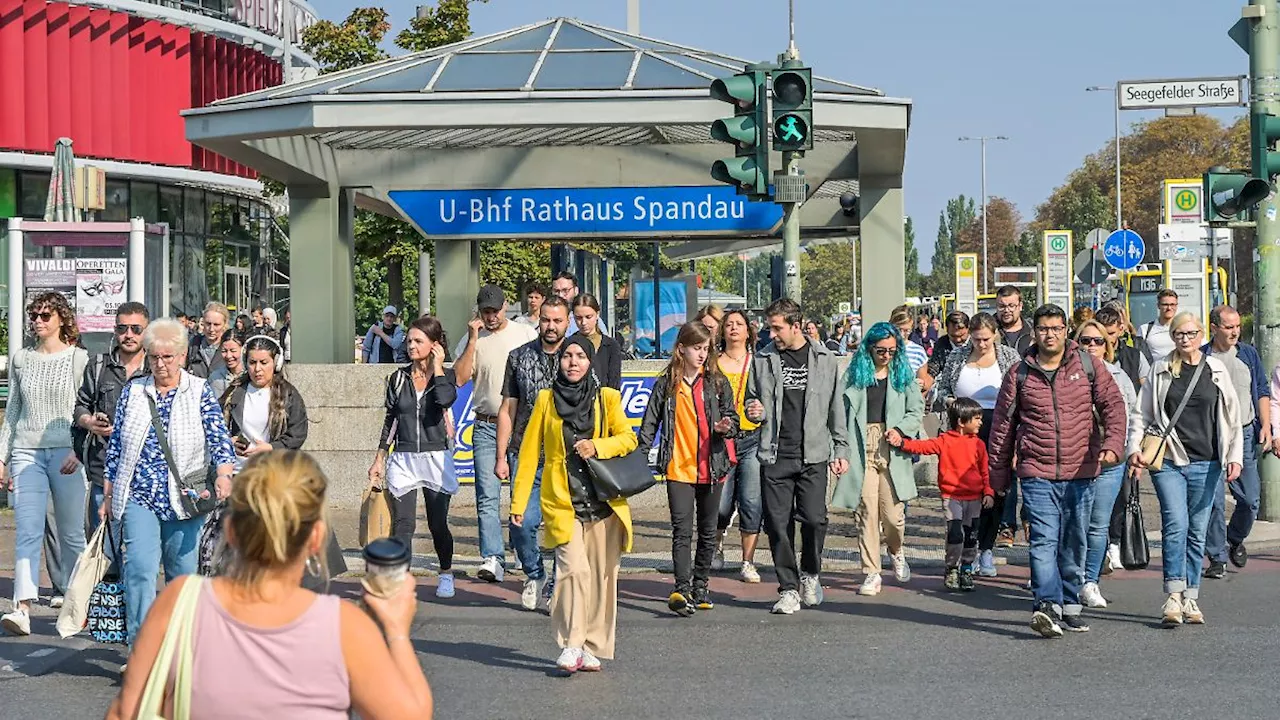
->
[586,451,655,500]
[147,394,219,518]
[1119,476,1150,570]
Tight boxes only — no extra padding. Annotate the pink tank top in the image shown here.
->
[188,582,350,719]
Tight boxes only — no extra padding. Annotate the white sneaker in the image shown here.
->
[799,573,824,607]
[580,650,602,672]
[739,561,761,584]
[1,608,30,636]
[771,590,801,615]
[1080,581,1107,608]
[49,596,64,610]
[891,552,911,583]
[521,578,546,611]
[711,542,725,572]
[1181,598,1204,625]
[859,573,882,596]
[478,556,504,583]
[555,647,584,673]
[435,573,455,599]
[977,550,998,577]
[1106,543,1123,572]
[1161,595,1184,626]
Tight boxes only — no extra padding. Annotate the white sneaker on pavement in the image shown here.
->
[49,596,64,610]
[1181,598,1205,625]
[1,608,31,636]
[521,578,546,611]
[771,590,802,615]
[478,556,504,583]
[739,561,761,584]
[1080,581,1107,608]
[799,573,824,607]
[556,647,584,673]
[1162,595,1184,626]
[435,573,455,599]
[977,550,998,577]
[580,650,602,672]
[891,552,911,583]
[1106,543,1123,573]
[859,573,882,596]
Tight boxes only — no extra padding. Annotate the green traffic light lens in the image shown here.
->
[773,73,807,107]
[774,113,809,144]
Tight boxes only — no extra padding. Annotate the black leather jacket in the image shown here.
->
[222,379,309,451]
[379,366,458,453]
[638,372,740,483]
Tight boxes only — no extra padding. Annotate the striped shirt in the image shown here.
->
[904,340,928,372]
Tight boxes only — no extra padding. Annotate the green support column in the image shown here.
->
[288,185,356,363]
[858,179,905,324]
[434,240,480,357]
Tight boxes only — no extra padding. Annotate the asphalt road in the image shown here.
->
[2,553,1277,720]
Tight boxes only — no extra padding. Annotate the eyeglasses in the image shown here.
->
[996,303,1020,311]
[872,346,898,357]
[115,324,144,336]
[1173,330,1201,340]
[1078,336,1107,347]
[1034,325,1067,335]
[28,311,53,322]
[148,353,181,364]
[1158,302,1179,309]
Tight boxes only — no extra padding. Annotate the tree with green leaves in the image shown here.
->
[924,195,976,296]
[903,216,921,296]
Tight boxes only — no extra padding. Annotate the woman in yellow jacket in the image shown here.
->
[511,335,638,675]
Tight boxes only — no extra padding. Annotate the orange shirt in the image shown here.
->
[666,375,711,483]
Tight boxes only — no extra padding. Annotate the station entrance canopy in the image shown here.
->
[183,17,911,362]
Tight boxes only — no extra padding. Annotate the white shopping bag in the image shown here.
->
[56,521,111,639]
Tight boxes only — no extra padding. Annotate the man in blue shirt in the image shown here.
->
[1202,305,1270,576]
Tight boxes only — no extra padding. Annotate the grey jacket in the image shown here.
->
[748,341,849,465]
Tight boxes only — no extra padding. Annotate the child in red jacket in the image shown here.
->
[888,398,993,592]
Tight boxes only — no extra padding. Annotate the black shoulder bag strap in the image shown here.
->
[1160,360,1207,441]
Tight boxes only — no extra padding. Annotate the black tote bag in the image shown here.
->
[1119,477,1150,570]
[586,451,655,500]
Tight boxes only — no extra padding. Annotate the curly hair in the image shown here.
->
[27,291,78,346]
[846,321,914,393]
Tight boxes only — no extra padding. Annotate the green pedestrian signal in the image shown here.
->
[1203,165,1270,222]
[771,66,813,152]
[710,70,769,198]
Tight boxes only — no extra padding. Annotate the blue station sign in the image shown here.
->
[388,185,784,239]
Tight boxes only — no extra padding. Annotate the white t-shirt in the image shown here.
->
[241,385,271,444]
[459,321,537,416]
[955,363,1003,410]
[1141,321,1175,360]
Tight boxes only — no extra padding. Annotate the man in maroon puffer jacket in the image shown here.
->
[989,304,1127,639]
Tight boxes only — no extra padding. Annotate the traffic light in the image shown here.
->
[710,71,769,197]
[771,65,813,152]
[1252,112,1280,180]
[1203,166,1270,222]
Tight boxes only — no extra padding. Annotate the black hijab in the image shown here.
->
[552,335,598,436]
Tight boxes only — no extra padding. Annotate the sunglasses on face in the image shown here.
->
[115,324,144,336]
[1078,336,1107,347]
[28,311,53,322]
[872,346,897,357]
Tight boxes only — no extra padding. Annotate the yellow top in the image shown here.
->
[511,387,638,552]
[721,369,760,432]
[666,378,700,483]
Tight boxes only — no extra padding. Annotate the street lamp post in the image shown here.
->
[1087,85,1123,231]
[958,135,1008,293]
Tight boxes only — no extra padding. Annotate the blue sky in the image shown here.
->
[324,0,1250,270]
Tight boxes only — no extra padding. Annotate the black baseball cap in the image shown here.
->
[476,285,506,311]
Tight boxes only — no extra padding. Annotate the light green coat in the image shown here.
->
[831,379,926,510]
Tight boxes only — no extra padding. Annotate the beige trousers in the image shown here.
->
[553,513,625,659]
[859,423,906,575]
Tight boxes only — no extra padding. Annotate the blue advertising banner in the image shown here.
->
[632,279,687,356]
[448,371,660,482]
[388,186,784,239]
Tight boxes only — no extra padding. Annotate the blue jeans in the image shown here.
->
[507,451,545,580]
[122,499,203,646]
[1001,481,1020,527]
[10,448,86,603]
[717,431,762,534]
[1151,460,1221,599]
[470,420,506,560]
[1022,477,1095,616]
[1085,464,1126,584]
[1206,425,1259,562]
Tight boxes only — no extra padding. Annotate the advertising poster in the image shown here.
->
[23,258,76,311]
[448,371,661,483]
[75,258,127,332]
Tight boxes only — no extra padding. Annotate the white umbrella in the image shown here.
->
[43,137,77,222]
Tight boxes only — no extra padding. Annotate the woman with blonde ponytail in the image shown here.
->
[109,451,434,720]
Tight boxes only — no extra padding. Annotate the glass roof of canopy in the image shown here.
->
[219,17,881,104]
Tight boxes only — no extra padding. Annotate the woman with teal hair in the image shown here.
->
[831,322,925,597]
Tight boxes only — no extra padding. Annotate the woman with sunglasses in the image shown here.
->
[933,312,1018,579]
[831,322,925,596]
[0,293,91,636]
[1132,312,1241,626]
[1073,321,1143,610]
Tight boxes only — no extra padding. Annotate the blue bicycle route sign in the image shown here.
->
[388,186,785,240]
[1103,229,1145,271]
